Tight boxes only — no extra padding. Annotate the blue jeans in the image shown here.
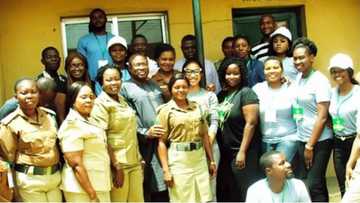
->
[261,140,297,162]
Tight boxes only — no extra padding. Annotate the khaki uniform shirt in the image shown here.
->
[91,92,142,168]
[58,109,111,193]
[157,100,208,142]
[0,107,59,166]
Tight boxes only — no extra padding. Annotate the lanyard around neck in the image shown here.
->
[93,32,108,59]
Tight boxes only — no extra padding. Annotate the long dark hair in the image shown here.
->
[218,57,248,89]
[182,59,205,88]
[64,51,91,86]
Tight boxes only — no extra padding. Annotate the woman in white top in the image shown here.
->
[268,27,298,82]
[183,59,220,201]
[328,53,360,198]
[252,56,297,162]
[291,37,333,202]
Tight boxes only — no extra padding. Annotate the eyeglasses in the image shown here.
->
[184,68,202,75]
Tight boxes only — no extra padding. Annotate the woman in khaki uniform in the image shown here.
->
[0,78,62,202]
[157,73,216,202]
[58,82,111,202]
[91,65,143,202]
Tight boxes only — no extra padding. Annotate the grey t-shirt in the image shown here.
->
[291,70,333,142]
[329,85,360,136]
[253,82,297,143]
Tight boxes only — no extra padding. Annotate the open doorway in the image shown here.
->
[232,6,306,46]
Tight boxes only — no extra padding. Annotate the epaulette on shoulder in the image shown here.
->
[156,103,169,114]
[39,107,56,116]
[0,111,19,125]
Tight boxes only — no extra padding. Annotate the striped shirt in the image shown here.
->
[251,41,270,62]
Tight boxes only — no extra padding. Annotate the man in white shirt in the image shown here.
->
[174,34,221,93]
[246,151,311,203]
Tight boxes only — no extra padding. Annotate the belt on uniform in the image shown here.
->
[335,133,357,141]
[171,142,203,151]
[14,163,60,175]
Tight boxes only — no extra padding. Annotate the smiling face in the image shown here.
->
[293,47,314,74]
[69,57,86,80]
[184,62,202,87]
[157,50,175,73]
[264,59,283,84]
[330,67,351,86]
[129,55,149,82]
[73,85,95,118]
[260,15,276,36]
[234,38,250,59]
[16,80,39,112]
[102,68,121,97]
[225,64,241,89]
[171,79,189,101]
[109,44,127,64]
[272,35,289,56]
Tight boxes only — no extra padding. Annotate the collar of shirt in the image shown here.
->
[168,99,197,113]
[67,108,97,126]
[14,106,47,125]
[42,70,65,82]
[98,91,128,107]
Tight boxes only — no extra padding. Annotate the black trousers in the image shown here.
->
[333,136,355,197]
[296,139,333,202]
[217,147,261,202]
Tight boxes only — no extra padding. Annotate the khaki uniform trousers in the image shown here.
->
[64,191,110,202]
[111,164,144,202]
[168,144,212,202]
[16,171,62,202]
[342,160,360,203]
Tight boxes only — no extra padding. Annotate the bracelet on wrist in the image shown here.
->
[305,144,314,150]
[209,161,216,165]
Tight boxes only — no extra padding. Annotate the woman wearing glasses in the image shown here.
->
[183,60,220,201]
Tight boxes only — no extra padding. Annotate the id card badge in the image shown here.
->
[265,109,277,122]
[332,116,345,132]
[292,104,304,121]
[98,59,108,68]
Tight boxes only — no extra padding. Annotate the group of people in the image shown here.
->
[0,8,360,203]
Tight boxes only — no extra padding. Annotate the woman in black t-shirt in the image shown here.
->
[217,57,261,202]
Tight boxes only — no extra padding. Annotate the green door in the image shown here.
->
[232,7,305,46]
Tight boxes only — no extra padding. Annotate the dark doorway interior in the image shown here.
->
[232,6,306,46]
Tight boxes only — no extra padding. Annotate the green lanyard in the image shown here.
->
[218,90,238,129]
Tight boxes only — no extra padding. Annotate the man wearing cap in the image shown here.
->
[251,14,277,62]
[327,53,360,198]
[77,8,114,95]
[246,151,311,203]
[107,35,131,81]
